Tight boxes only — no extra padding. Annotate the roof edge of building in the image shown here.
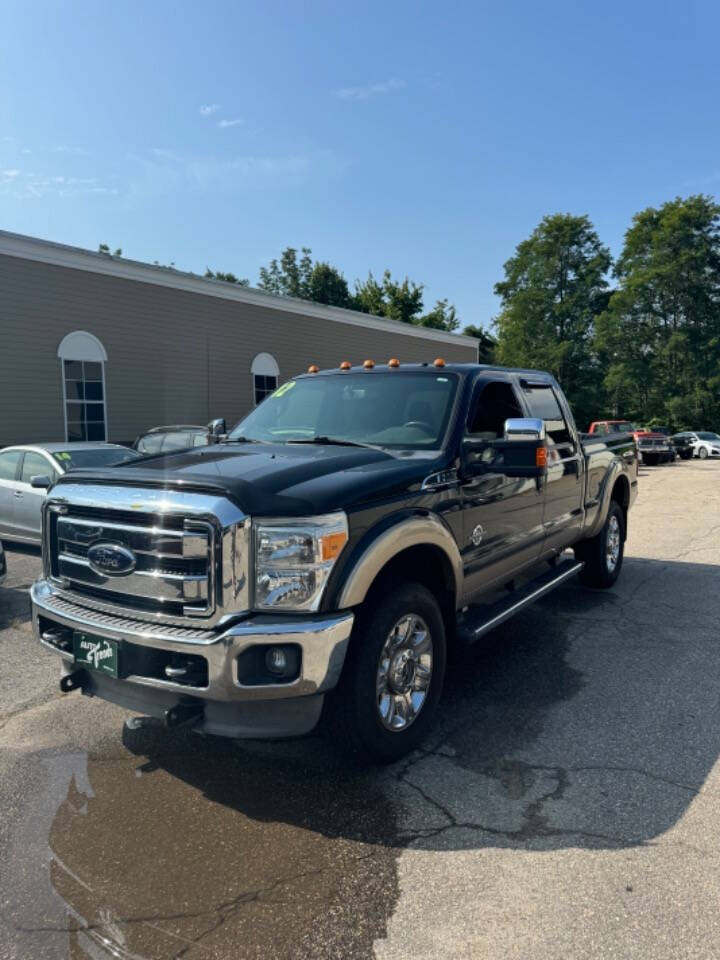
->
[0,229,479,348]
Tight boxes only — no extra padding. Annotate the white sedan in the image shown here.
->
[684,432,720,460]
[0,442,139,545]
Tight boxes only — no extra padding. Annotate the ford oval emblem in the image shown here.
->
[87,542,136,578]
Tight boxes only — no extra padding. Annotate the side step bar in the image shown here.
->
[457,558,584,645]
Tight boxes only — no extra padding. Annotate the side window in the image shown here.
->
[192,432,210,447]
[466,380,524,439]
[0,450,22,481]
[20,452,56,483]
[594,423,608,435]
[522,385,574,450]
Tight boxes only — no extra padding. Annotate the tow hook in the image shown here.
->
[164,701,204,729]
[59,669,88,693]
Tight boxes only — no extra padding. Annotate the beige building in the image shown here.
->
[0,230,478,447]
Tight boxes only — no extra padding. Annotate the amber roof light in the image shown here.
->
[363,359,375,369]
[388,358,400,368]
[433,357,446,368]
[308,364,319,374]
[340,360,352,370]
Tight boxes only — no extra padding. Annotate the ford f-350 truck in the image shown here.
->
[32,362,637,763]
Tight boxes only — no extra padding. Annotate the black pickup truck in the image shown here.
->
[32,362,637,763]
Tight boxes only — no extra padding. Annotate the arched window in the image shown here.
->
[58,331,108,441]
[251,352,279,406]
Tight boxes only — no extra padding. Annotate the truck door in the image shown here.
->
[461,377,545,598]
[519,380,585,553]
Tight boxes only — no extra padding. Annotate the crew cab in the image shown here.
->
[588,420,671,465]
[32,363,637,763]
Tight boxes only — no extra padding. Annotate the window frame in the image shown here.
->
[0,449,23,483]
[58,332,109,443]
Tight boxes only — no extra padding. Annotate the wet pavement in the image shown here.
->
[1,460,720,959]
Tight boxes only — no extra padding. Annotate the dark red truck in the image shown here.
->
[588,420,672,466]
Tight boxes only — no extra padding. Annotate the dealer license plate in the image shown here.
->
[73,631,119,678]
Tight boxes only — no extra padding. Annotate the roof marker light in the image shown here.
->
[363,359,375,369]
[308,364,319,374]
[340,361,352,370]
[388,358,400,368]
[433,357,446,368]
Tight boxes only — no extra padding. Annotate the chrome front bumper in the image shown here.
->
[32,580,354,737]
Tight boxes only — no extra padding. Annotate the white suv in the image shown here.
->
[674,431,720,460]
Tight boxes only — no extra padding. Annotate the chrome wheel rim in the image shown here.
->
[606,514,621,572]
[376,614,433,731]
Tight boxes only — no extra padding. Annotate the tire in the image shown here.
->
[574,501,625,589]
[644,454,658,466]
[328,579,447,765]
[698,446,709,460]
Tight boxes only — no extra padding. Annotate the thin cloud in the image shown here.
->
[217,118,243,128]
[199,104,220,116]
[52,145,88,155]
[332,77,406,101]
[0,167,117,199]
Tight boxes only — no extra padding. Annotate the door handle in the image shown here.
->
[13,490,23,498]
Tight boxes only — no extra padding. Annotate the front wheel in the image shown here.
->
[698,446,709,460]
[329,579,447,764]
[575,501,625,589]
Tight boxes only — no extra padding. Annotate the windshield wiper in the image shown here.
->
[221,436,266,444]
[287,436,373,448]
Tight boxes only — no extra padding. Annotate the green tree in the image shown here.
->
[307,261,351,307]
[204,268,249,286]
[98,243,122,256]
[258,247,350,307]
[493,213,611,428]
[419,298,459,332]
[462,325,497,363]
[258,247,314,298]
[353,270,424,324]
[596,195,720,430]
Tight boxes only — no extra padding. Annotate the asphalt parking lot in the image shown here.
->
[1,460,719,960]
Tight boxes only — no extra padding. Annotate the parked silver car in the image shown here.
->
[0,539,6,585]
[0,443,139,545]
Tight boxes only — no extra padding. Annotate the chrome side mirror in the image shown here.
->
[208,418,226,438]
[504,418,546,442]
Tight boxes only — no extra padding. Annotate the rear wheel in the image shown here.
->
[329,579,447,764]
[575,501,625,589]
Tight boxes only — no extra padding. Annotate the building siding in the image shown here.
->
[0,253,477,446]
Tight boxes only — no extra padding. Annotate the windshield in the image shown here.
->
[610,421,638,432]
[54,448,140,470]
[228,373,459,449]
[697,432,720,441]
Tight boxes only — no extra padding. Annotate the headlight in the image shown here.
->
[253,513,348,611]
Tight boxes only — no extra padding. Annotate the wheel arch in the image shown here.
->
[335,514,463,619]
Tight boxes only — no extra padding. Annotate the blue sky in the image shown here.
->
[1,0,719,329]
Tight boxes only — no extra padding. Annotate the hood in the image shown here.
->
[53,442,443,516]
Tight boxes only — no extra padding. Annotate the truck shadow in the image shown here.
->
[39,555,720,958]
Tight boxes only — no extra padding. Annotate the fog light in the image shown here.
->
[265,646,288,675]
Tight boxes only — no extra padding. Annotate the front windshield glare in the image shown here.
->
[229,372,459,449]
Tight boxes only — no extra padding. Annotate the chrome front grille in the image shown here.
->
[44,483,249,627]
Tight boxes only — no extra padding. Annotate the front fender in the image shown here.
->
[335,512,463,609]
